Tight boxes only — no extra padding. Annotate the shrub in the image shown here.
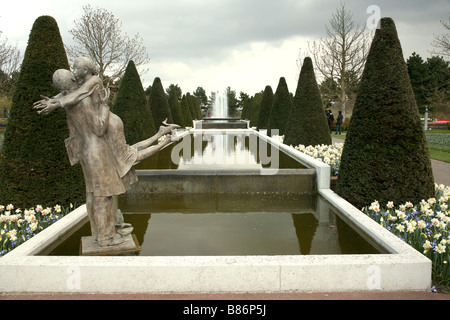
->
[180,94,193,127]
[336,18,435,209]
[250,93,262,128]
[284,57,331,146]
[111,60,156,145]
[167,89,185,128]
[257,85,273,130]
[0,16,85,208]
[268,77,291,136]
[149,77,173,127]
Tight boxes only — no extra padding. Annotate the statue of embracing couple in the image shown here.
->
[34,56,179,247]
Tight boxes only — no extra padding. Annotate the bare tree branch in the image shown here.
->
[431,16,450,57]
[0,30,21,95]
[67,5,150,85]
[304,2,373,118]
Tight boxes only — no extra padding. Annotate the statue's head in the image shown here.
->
[53,69,77,94]
[73,56,98,81]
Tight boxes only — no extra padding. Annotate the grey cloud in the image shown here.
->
[117,0,447,66]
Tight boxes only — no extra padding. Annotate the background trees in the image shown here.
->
[407,52,450,116]
[193,86,208,116]
[0,30,21,116]
[0,30,21,97]
[0,16,85,207]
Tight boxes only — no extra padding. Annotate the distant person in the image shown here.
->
[328,110,334,134]
[336,111,343,135]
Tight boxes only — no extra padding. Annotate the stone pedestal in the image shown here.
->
[80,234,141,256]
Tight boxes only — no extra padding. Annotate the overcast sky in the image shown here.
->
[1,0,448,96]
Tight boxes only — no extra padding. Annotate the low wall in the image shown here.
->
[130,169,316,195]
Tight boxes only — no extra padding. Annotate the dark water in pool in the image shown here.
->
[45,194,383,256]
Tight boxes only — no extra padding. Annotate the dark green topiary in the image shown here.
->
[249,93,262,128]
[0,16,85,208]
[336,18,434,209]
[284,57,331,147]
[190,95,203,120]
[111,60,156,146]
[180,94,193,127]
[257,85,273,130]
[149,77,173,127]
[167,89,185,128]
[268,77,291,136]
[186,93,197,120]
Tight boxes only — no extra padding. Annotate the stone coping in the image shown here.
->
[0,191,431,293]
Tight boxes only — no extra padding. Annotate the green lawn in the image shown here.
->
[331,130,450,163]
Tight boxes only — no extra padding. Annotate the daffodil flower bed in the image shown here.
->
[278,137,449,286]
[293,143,343,176]
[276,135,343,177]
[362,184,449,285]
[0,204,73,257]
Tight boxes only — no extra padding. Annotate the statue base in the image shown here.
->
[80,234,141,256]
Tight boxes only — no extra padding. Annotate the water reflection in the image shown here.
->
[45,194,382,256]
[134,133,305,170]
[292,214,319,255]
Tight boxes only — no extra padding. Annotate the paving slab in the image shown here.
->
[0,291,448,300]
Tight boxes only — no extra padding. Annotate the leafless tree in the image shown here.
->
[0,30,21,93]
[305,3,372,118]
[431,16,450,58]
[67,5,150,85]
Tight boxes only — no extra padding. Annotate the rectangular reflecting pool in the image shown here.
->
[1,129,431,293]
[45,194,385,256]
[134,132,306,170]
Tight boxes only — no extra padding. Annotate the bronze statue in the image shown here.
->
[34,57,179,247]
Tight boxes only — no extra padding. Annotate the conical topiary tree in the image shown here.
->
[111,60,156,146]
[167,89,185,128]
[268,77,291,136]
[186,93,197,120]
[180,94,193,127]
[336,17,434,209]
[249,92,262,128]
[191,95,203,120]
[284,57,331,147]
[0,16,85,208]
[257,85,273,130]
[149,77,173,127]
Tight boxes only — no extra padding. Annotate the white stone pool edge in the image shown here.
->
[0,130,431,294]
